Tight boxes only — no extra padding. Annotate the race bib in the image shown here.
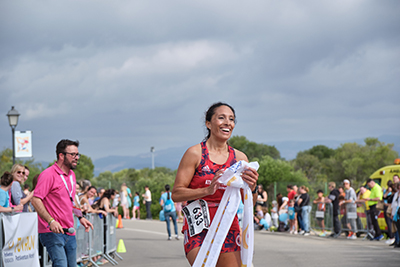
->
[182,200,210,237]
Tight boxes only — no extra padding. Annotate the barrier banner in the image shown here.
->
[2,213,40,267]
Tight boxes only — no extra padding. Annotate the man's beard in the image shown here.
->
[64,158,77,170]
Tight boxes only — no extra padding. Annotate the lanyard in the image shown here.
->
[60,174,75,205]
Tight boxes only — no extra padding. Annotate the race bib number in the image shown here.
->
[182,200,210,237]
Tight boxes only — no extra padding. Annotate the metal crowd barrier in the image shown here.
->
[39,213,122,267]
[310,202,334,234]
[104,214,122,264]
[338,202,373,239]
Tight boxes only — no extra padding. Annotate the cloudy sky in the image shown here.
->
[1,0,399,163]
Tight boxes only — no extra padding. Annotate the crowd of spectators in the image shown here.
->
[250,175,400,249]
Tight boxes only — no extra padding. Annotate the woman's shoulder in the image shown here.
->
[233,149,248,162]
[180,144,203,165]
[185,143,202,156]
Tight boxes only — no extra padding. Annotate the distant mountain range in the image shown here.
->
[91,135,399,176]
[33,135,400,176]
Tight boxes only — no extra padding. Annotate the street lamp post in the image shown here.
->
[6,106,20,165]
[150,146,155,170]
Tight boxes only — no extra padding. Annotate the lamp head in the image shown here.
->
[6,106,20,128]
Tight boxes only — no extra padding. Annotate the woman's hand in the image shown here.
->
[206,169,225,196]
[242,167,259,192]
[14,204,23,212]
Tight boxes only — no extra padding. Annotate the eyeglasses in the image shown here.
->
[63,152,80,158]
[17,171,25,175]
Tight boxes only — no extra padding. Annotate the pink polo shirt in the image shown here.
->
[34,163,76,235]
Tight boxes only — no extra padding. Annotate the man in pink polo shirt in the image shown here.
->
[32,139,92,267]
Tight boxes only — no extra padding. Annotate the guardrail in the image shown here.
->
[0,213,122,267]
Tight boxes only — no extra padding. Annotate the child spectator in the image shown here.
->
[271,200,279,228]
[314,189,326,236]
[288,199,297,234]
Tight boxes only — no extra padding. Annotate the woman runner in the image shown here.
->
[172,102,259,267]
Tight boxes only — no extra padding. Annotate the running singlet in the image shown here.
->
[183,141,240,255]
[188,141,237,203]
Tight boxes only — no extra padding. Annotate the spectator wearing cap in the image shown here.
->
[342,179,357,239]
[365,179,384,241]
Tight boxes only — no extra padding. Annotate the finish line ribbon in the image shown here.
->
[193,160,260,267]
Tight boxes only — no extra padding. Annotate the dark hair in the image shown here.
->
[24,184,30,190]
[204,102,236,140]
[56,139,79,160]
[1,172,14,187]
[366,178,373,184]
[99,189,116,204]
[165,184,171,199]
[287,184,293,189]
[276,193,283,208]
[135,191,139,195]
[317,189,323,194]
[87,185,97,193]
[24,166,30,171]
[32,174,40,191]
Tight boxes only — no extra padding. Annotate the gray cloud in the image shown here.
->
[1,0,399,162]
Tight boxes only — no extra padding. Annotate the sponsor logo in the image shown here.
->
[7,235,35,253]
[202,165,211,172]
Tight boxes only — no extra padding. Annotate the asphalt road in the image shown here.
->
[110,219,400,267]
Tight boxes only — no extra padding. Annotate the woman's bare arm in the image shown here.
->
[172,145,220,202]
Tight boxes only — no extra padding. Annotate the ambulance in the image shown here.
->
[369,159,400,188]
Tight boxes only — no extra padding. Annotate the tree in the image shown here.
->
[299,145,335,160]
[0,148,45,188]
[324,138,399,187]
[256,155,308,201]
[229,136,281,160]
[74,154,95,182]
[92,171,114,189]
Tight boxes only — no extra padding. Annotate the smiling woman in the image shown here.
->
[10,164,34,212]
[172,102,259,267]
